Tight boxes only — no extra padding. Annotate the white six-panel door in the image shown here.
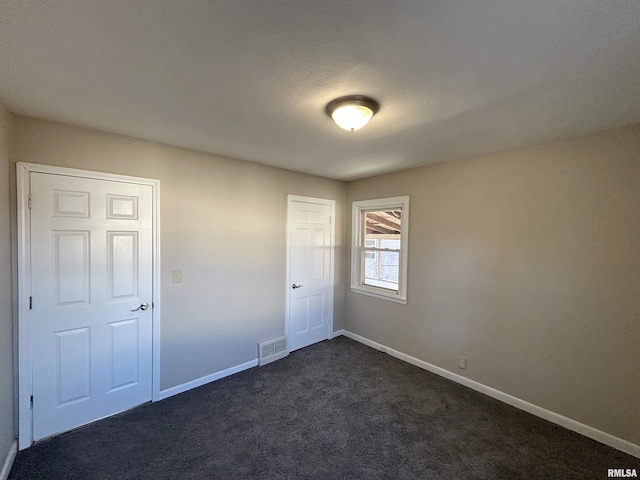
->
[287,197,334,351]
[30,172,153,441]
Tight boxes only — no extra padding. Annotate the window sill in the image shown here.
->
[350,285,407,305]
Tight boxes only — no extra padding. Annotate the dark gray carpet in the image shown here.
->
[9,336,640,479]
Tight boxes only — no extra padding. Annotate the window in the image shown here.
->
[351,196,409,303]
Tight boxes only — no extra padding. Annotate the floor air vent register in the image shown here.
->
[258,335,288,366]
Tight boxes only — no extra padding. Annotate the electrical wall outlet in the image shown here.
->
[172,270,182,283]
[458,356,467,370]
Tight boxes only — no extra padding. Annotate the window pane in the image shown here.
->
[364,250,377,278]
[380,251,399,282]
[364,210,401,237]
[362,209,401,291]
[380,238,400,250]
[363,249,399,290]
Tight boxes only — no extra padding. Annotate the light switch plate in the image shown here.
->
[172,270,182,283]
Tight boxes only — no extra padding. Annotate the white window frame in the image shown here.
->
[351,196,409,304]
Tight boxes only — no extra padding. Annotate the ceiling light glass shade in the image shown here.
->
[326,95,379,132]
[331,105,374,131]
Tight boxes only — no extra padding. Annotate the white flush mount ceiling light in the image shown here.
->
[325,95,379,132]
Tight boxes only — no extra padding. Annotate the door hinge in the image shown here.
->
[28,195,32,209]
[29,296,32,309]
[30,395,33,407]
[329,216,332,224]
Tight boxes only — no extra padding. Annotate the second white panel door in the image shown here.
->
[288,199,333,351]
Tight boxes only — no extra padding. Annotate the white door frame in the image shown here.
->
[16,162,161,450]
[285,195,336,349]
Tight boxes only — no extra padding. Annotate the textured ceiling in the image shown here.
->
[1,1,639,180]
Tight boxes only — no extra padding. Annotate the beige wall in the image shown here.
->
[345,124,640,446]
[10,115,346,390]
[7,112,640,449]
[0,105,15,462]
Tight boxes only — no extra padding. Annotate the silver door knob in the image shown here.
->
[131,302,150,312]
[292,284,302,289]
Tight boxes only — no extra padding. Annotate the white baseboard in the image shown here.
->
[339,330,640,459]
[157,359,258,401]
[0,441,17,480]
[331,329,345,339]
